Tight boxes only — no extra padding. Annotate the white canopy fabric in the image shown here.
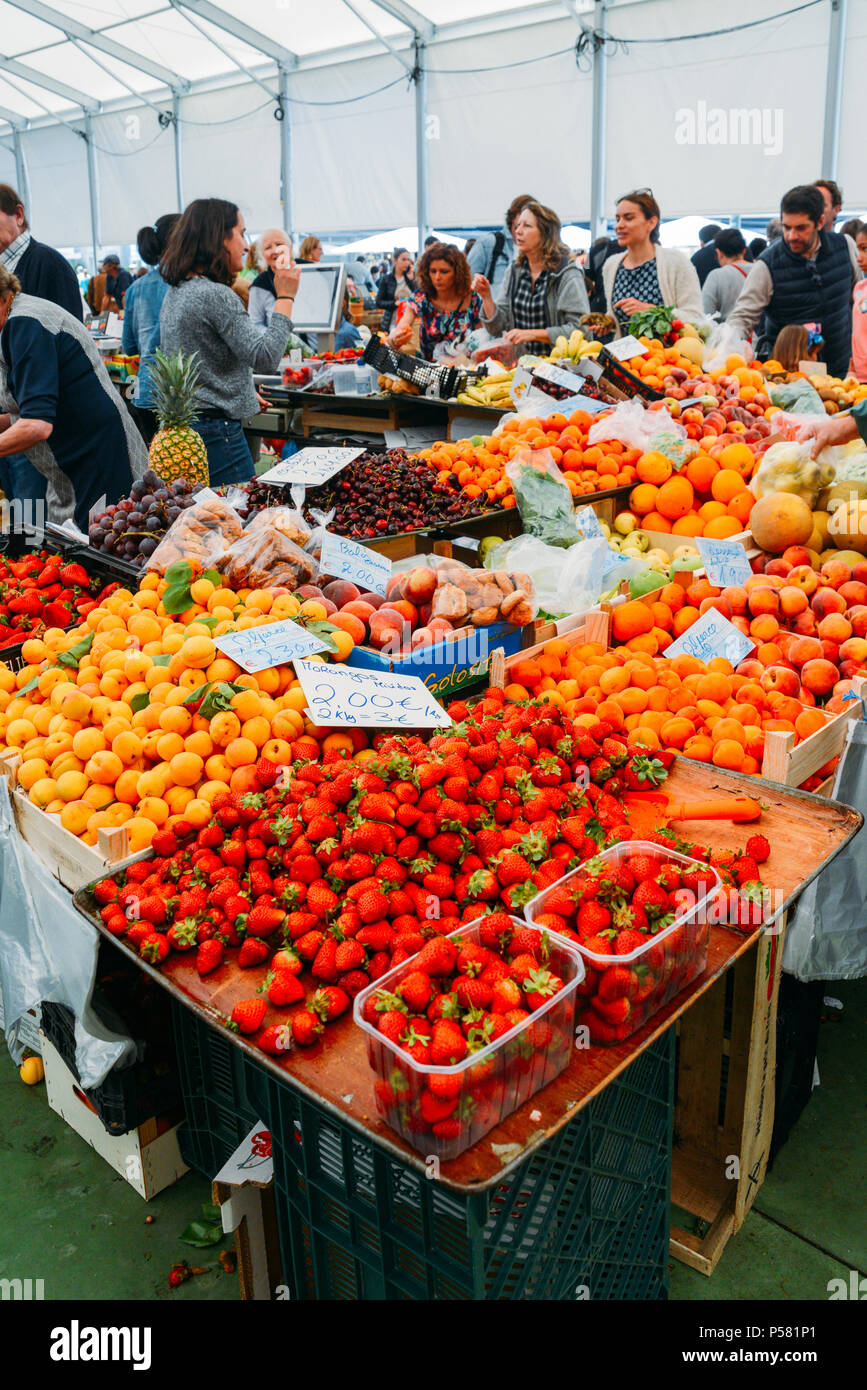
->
[659,216,730,250]
[562,225,592,251]
[0,0,861,251]
[329,226,464,253]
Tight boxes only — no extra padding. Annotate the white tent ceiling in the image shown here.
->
[0,0,860,259]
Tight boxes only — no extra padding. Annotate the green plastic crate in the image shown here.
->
[170,999,265,1176]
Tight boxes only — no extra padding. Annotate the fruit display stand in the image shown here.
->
[71,763,858,1295]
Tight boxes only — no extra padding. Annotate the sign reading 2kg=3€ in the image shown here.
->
[320,532,391,597]
[295,661,451,729]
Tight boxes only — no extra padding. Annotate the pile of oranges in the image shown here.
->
[500,639,832,780]
[423,409,640,505]
[626,443,756,539]
[0,571,364,853]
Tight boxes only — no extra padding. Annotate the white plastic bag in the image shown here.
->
[702,322,751,374]
[485,534,637,616]
[587,398,695,469]
[782,718,867,981]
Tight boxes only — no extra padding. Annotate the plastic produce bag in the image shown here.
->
[430,558,536,627]
[486,534,618,616]
[587,397,694,468]
[145,491,244,573]
[751,441,836,505]
[217,507,317,590]
[769,378,826,415]
[469,331,520,369]
[702,322,751,373]
[782,718,867,981]
[505,447,581,547]
[304,507,335,561]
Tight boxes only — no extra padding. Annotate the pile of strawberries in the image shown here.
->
[532,835,771,1043]
[0,550,117,648]
[359,920,577,1156]
[90,692,656,1056]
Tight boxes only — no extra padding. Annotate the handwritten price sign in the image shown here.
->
[215,621,329,673]
[294,661,450,729]
[664,608,754,666]
[257,446,365,488]
[320,532,391,597]
[695,537,752,588]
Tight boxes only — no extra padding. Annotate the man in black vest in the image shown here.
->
[728,185,857,377]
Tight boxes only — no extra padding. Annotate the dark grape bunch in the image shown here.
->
[241,450,491,540]
[88,471,201,563]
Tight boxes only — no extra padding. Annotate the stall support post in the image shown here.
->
[414,38,430,249]
[12,127,30,211]
[821,0,848,178]
[278,67,294,244]
[589,0,608,242]
[173,93,184,210]
[83,113,100,276]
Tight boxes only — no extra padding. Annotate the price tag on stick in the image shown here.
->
[215,621,330,673]
[258,446,365,488]
[663,608,755,666]
[695,538,752,588]
[320,532,391,597]
[294,661,451,729]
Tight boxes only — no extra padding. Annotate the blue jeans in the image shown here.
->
[0,453,48,508]
[193,418,255,487]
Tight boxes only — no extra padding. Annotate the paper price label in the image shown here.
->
[607,335,649,362]
[258,446,365,488]
[664,609,754,666]
[601,550,634,579]
[695,538,752,588]
[575,505,604,540]
[294,661,450,729]
[534,362,581,391]
[215,621,330,673]
[574,356,604,381]
[320,532,391,597]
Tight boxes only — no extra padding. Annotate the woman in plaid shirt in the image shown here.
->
[473,201,589,355]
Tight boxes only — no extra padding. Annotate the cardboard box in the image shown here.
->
[212,1125,284,1301]
[40,1035,187,1201]
[345,619,524,703]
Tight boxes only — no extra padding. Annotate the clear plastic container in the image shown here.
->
[353,919,584,1161]
[525,841,721,1046]
[331,363,360,395]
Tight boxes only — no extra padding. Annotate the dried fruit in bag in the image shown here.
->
[145,493,244,574]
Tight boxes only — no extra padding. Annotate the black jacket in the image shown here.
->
[691,243,720,288]
[376,272,417,331]
[15,238,83,321]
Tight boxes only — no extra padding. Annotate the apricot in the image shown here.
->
[611,601,654,644]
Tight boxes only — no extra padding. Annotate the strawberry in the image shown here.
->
[243,905,286,939]
[378,1009,410,1043]
[93,878,119,906]
[256,1022,293,1055]
[295,929,326,961]
[230,998,267,1035]
[429,1019,468,1066]
[413,936,458,977]
[455,977,492,1010]
[338,970,370,998]
[591,996,631,1026]
[237,937,270,968]
[397,970,433,1013]
[733,856,760,887]
[490,977,522,1013]
[478,912,514,951]
[139,932,169,964]
[356,923,396,952]
[745,834,770,864]
[495,851,532,887]
[419,1090,459,1124]
[523,968,562,1012]
[632,880,671,920]
[311,986,351,1022]
[306,882,339,918]
[581,932,615,957]
[311,937,339,982]
[334,939,366,973]
[356,793,395,822]
[576,901,611,938]
[291,1009,323,1047]
[613,928,647,956]
[596,966,638,1003]
[505,925,542,958]
[196,938,225,975]
[509,952,539,983]
[264,970,305,1006]
[166,918,199,952]
[271,947,302,975]
[356,888,388,924]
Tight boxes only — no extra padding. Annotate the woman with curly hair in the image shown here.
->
[472,200,588,355]
[388,242,482,360]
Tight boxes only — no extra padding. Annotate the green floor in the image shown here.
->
[1,978,864,1301]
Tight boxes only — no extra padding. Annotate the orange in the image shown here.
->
[719,441,755,477]
[710,468,746,504]
[636,451,673,485]
[685,453,719,494]
[641,511,672,533]
[671,514,704,536]
[703,515,742,540]
[726,490,754,525]
[629,483,659,516]
[655,476,694,520]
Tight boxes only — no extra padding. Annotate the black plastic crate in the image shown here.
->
[363,336,476,401]
[67,540,144,588]
[170,998,265,1176]
[599,346,664,402]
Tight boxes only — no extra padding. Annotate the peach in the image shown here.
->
[838,660,864,680]
[778,585,809,617]
[819,558,852,590]
[750,554,768,574]
[387,599,418,625]
[341,600,376,624]
[756,642,784,666]
[322,580,361,606]
[848,605,867,637]
[319,598,338,616]
[798,685,817,706]
[368,609,406,649]
[410,626,436,649]
[792,609,817,635]
[359,591,386,610]
[800,658,839,695]
[760,666,801,697]
[765,558,793,578]
[736,659,765,679]
[428,618,454,635]
[404,568,438,604]
[749,613,780,642]
[852,561,867,587]
[295,585,325,600]
[747,586,780,617]
[782,545,813,569]
[788,636,824,667]
[786,565,819,596]
[811,587,847,618]
[840,636,867,664]
[721,585,748,615]
[817,613,852,644]
[731,616,751,637]
[332,611,367,644]
[838,581,867,608]
[768,694,806,724]
[820,639,840,664]
[699,596,732,619]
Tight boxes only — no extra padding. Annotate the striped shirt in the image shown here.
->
[0,230,31,274]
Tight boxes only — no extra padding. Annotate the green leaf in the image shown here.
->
[130,692,150,714]
[151,653,173,667]
[303,619,339,654]
[193,681,246,719]
[195,614,219,630]
[202,570,222,587]
[162,560,194,615]
[201,1203,222,1223]
[56,631,95,669]
[179,1220,223,1248]
[17,674,41,695]
[182,680,212,707]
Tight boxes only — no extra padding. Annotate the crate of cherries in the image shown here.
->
[526,842,721,1045]
[354,917,583,1161]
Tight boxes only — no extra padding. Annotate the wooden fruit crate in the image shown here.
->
[0,752,134,891]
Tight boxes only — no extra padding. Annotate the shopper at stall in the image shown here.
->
[101,254,133,311]
[297,236,323,264]
[602,190,704,329]
[249,228,292,327]
[702,228,751,321]
[748,236,768,261]
[473,201,589,355]
[466,193,535,297]
[375,248,417,331]
[772,324,824,373]
[585,234,621,314]
[159,198,298,486]
[239,242,262,284]
[814,179,843,231]
[850,226,867,382]
[728,185,857,376]
[0,264,146,531]
[121,214,180,447]
[691,224,723,287]
[388,242,482,360]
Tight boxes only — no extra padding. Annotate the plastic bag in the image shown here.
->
[751,441,836,505]
[430,558,536,627]
[782,718,867,981]
[702,322,751,374]
[145,491,244,573]
[587,397,692,468]
[304,507,335,560]
[217,507,317,590]
[504,447,581,547]
[469,332,520,369]
[485,534,616,616]
[769,379,826,415]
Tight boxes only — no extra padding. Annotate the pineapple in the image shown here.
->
[148,349,209,486]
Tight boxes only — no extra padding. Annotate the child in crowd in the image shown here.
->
[772,324,824,374]
[850,226,867,382]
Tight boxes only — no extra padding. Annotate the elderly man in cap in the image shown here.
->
[101,254,133,312]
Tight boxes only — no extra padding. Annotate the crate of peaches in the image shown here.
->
[526,842,722,1045]
[355,918,583,1160]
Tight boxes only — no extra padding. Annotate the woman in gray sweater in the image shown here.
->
[159,199,298,486]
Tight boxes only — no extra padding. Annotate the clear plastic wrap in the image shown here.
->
[216,507,318,590]
[701,323,751,373]
[485,533,618,616]
[587,397,694,467]
[429,557,536,627]
[504,447,581,547]
[145,492,244,574]
[769,379,826,415]
[751,442,836,505]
